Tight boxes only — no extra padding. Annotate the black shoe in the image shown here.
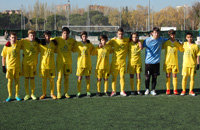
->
[96,92,101,96]
[137,91,142,95]
[104,92,109,96]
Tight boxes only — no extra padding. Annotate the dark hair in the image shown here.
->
[129,32,139,42]
[153,27,160,32]
[62,27,70,33]
[117,27,124,33]
[44,30,51,36]
[168,29,176,35]
[100,34,108,41]
[186,32,193,37]
[81,31,88,37]
[9,32,17,36]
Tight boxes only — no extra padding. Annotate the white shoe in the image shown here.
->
[120,91,127,96]
[144,89,150,95]
[150,90,157,96]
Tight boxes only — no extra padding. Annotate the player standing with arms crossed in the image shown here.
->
[1,32,22,102]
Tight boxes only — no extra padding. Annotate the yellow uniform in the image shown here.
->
[75,41,95,76]
[127,41,142,74]
[38,40,57,97]
[21,39,39,77]
[182,42,200,92]
[51,37,76,98]
[1,41,22,98]
[163,40,184,74]
[107,38,129,92]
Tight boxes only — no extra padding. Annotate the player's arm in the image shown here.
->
[1,47,7,73]
[196,47,200,70]
[138,40,143,50]
[176,41,184,52]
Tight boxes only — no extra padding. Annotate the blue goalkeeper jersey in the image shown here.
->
[143,36,168,64]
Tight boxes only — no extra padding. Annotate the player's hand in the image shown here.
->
[2,66,6,73]
[196,64,199,70]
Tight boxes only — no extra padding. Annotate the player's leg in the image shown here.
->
[119,67,126,96]
[30,77,37,100]
[24,77,30,100]
[181,75,187,96]
[189,71,195,96]
[150,63,160,96]
[77,76,82,97]
[49,77,56,99]
[85,76,91,97]
[130,74,135,95]
[40,77,47,99]
[97,78,102,96]
[166,73,171,95]
[14,78,21,101]
[172,73,178,95]
[6,78,13,102]
[111,71,118,97]
[64,74,70,98]
[136,73,142,95]
[56,70,63,99]
[145,64,150,95]
[104,78,109,96]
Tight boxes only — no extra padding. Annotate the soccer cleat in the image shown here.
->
[65,93,70,99]
[6,97,11,102]
[166,90,170,95]
[51,94,57,100]
[96,92,101,96]
[57,93,62,99]
[87,92,91,97]
[76,92,81,98]
[120,91,127,97]
[180,91,186,96]
[15,96,22,101]
[150,90,157,96]
[189,91,196,96]
[137,91,142,95]
[173,90,179,95]
[110,91,116,97]
[24,95,30,100]
[39,95,46,100]
[144,89,150,95]
[31,95,37,100]
[104,92,109,96]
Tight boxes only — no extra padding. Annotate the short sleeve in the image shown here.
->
[1,46,7,57]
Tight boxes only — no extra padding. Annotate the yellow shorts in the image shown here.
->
[76,68,91,76]
[127,64,142,74]
[110,64,126,77]
[164,65,179,74]
[182,66,196,76]
[57,63,72,78]
[40,69,55,78]
[6,68,20,79]
[95,69,110,79]
[22,64,37,77]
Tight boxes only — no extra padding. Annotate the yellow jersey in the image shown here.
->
[107,38,129,67]
[52,37,76,66]
[163,40,184,66]
[74,41,95,69]
[95,44,112,70]
[21,39,39,66]
[39,40,57,70]
[1,41,22,69]
[128,41,142,66]
[182,42,200,68]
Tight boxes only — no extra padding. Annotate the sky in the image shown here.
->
[0,0,198,11]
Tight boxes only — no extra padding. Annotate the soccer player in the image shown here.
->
[181,32,200,96]
[1,32,22,102]
[143,27,168,96]
[52,27,76,99]
[21,30,39,100]
[74,31,95,97]
[163,29,184,95]
[127,32,142,95]
[39,31,57,100]
[94,35,112,96]
[107,27,129,97]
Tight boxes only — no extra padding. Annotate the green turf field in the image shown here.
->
[0,44,200,129]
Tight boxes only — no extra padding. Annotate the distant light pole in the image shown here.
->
[21,4,23,30]
[184,5,186,30]
[148,0,150,31]
[67,0,70,27]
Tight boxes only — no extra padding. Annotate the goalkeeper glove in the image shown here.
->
[2,66,6,73]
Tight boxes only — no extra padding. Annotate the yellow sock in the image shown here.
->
[112,76,117,92]
[25,78,29,95]
[137,79,141,91]
[104,80,108,93]
[7,78,13,97]
[77,79,81,93]
[120,75,125,92]
[182,76,187,91]
[166,77,170,90]
[86,79,90,92]
[30,78,35,95]
[97,80,101,93]
[42,78,47,95]
[57,78,62,95]
[15,78,19,97]
[189,75,194,92]
[64,75,69,94]
[50,78,55,95]
[173,77,178,91]
[130,78,134,91]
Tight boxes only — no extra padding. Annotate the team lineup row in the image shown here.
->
[1,27,200,102]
